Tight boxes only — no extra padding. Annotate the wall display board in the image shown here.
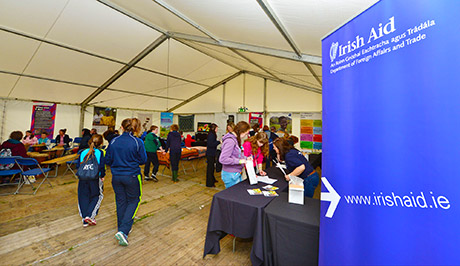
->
[138,113,153,133]
[160,112,173,138]
[93,107,117,134]
[300,113,322,152]
[249,112,263,128]
[31,102,56,138]
[320,1,460,265]
[269,113,292,137]
[179,115,195,132]
[197,122,211,132]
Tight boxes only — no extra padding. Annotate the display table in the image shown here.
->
[157,147,199,168]
[263,192,320,266]
[41,146,65,159]
[203,166,288,265]
[41,153,79,177]
[26,152,49,164]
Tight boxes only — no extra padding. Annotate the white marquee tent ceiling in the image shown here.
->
[0,0,378,111]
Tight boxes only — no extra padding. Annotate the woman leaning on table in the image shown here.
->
[273,138,319,198]
[218,121,251,188]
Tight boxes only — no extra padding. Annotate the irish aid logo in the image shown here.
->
[330,42,338,62]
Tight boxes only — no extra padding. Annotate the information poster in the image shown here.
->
[93,107,117,134]
[179,115,194,132]
[138,113,153,133]
[160,112,173,138]
[300,113,322,152]
[249,112,263,128]
[320,1,460,265]
[31,103,56,138]
[269,113,292,137]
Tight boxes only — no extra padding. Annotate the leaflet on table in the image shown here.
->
[262,185,279,191]
[262,190,279,197]
[247,188,263,195]
[256,175,277,184]
[245,160,258,185]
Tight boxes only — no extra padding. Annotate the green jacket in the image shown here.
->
[144,132,161,152]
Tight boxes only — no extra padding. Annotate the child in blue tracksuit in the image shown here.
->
[77,134,106,227]
[106,118,147,246]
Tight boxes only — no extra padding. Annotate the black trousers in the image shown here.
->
[170,151,181,171]
[206,155,216,187]
[144,151,159,176]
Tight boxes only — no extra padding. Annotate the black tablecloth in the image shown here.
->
[263,192,320,266]
[203,166,288,265]
[308,153,322,169]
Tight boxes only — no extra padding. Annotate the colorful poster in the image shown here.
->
[31,102,56,138]
[138,113,153,133]
[93,107,117,134]
[179,115,194,132]
[197,122,211,132]
[249,112,263,128]
[300,113,322,152]
[269,113,292,137]
[160,112,173,138]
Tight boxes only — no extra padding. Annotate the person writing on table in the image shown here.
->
[219,121,251,188]
[273,138,319,198]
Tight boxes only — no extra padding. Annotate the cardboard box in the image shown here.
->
[289,183,304,205]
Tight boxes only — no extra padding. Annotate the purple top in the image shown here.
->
[219,133,245,173]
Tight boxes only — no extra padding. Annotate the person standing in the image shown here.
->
[77,134,105,227]
[206,124,220,187]
[106,118,147,246]
[164,124,182,183]
[219,121,251,188]
[79,129,92,151]
[273,138,319,198]
[144,125,163,182]
[242,132,269,175]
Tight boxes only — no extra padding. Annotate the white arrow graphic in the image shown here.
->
[321,177,341,218]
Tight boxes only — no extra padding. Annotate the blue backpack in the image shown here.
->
[76,152,100,180]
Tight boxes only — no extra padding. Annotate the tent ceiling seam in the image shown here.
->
[6,0,71,98]
[0,26,209,87]
[229,49,280,80]
[246,71,322,94]
[152,0,220,41]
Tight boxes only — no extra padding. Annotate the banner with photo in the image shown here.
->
[249,112,263,128]
[92,107,117,134]
[138,113,153,133]
[160,112,173,138]
[269,113,292,137]
[300,112,322,152]
[179,115,194,132]
[31,102,56,138]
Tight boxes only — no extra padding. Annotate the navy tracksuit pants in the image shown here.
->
[78,179,104,220]
[170,151,181,171]
[111,175,142,235]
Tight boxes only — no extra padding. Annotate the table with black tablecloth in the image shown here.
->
[203,166,288,265]
[263,192,320,266]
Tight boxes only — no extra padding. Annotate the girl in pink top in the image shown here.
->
[243,132,269,175]
[22,130,38,145]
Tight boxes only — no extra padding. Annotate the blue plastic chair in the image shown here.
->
[15,158,52,195]
[73,137,82,148]
[0,157,22,195]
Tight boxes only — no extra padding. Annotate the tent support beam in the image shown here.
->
[152,0,220,41]
[263,78,268,124]
[81,34,168,106]
[255,0,322,86]
[246,71,322,94]
[0,26,208,88]
[171,32,321,65]
[96,0,321,65]
[229,49,280,79]
[79,105,86,132]
[0,70,184,101]
[168,71,243,112]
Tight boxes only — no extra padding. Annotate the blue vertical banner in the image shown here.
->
[320,1,460,265]
[160,112,173,138]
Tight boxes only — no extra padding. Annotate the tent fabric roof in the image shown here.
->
[0,0,378,111]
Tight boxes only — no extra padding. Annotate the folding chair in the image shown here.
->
[72,137,82,148]
[63,159,79,178]
[15,158,52,195]
[0,157,22,196]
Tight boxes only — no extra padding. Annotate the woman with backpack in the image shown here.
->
[77,134,105,227]
[106,118,147,247]
[219,121,251,188]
